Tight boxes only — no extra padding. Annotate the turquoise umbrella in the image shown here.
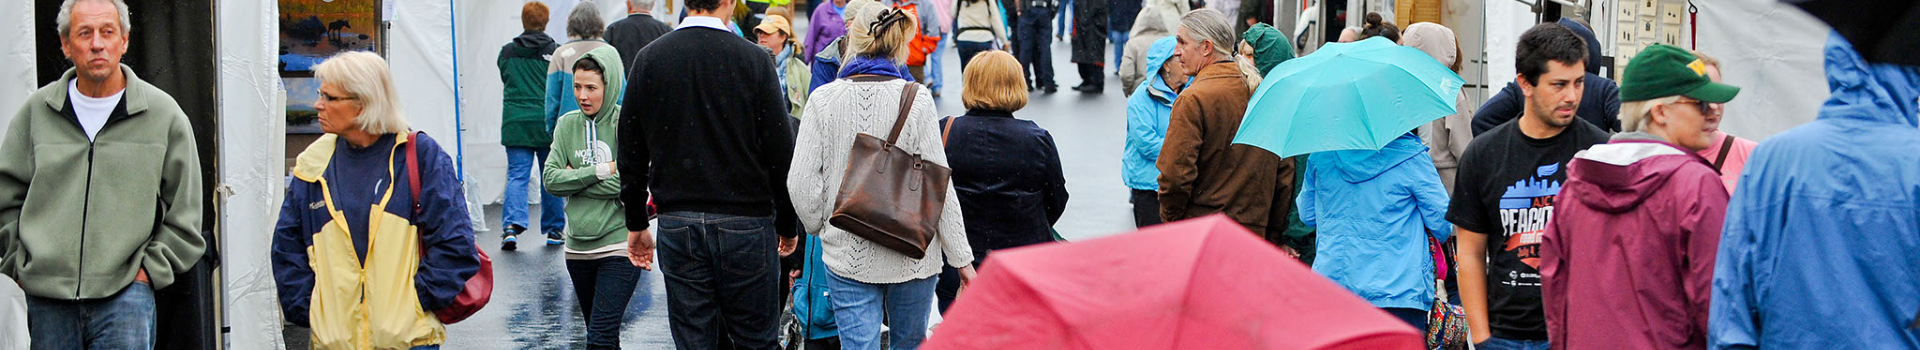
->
[1232,37,1465,158]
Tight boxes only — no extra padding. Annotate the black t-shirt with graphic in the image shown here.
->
[1445,117,1608,340]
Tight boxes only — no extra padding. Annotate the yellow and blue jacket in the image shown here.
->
[271,132,479,350]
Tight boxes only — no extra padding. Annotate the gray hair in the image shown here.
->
[1180,9,1237,61]
[315,51,410,135]
[1619,95,1683,133]
[56,0,131,38]
[629,0,655,12]
[568,1,607,39]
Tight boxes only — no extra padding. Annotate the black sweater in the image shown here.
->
[618,25,799,236]
[604,14,673,75]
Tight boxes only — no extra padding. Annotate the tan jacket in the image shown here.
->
[1157,62,1285,232]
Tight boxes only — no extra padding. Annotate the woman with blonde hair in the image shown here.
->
[933,50,1068,313]
[272,51,480,350]
[787,0,977,348]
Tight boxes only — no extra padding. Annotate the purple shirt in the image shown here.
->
[805,5,848,62]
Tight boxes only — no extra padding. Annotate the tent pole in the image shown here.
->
[450,0,466,181]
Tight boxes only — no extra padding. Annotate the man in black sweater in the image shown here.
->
[605,0,674,74]
[617,0,799,346]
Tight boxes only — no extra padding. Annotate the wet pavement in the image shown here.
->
[394,39,1132,349]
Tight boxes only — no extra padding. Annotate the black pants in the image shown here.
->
[657,212,783,350]
[1131,189,1163,228]
[1077,63,1104,91]
[956,40,995,75]
[1016,7,1057,89]
[567,256,643,350]
[935,252,991,313]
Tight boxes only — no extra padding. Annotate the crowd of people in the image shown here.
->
[3,0,1918,350]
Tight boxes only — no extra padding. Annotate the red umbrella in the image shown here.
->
[924,215,1423,350]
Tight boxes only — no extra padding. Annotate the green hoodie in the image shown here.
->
[543,47,628,252]
[0,65,206,299]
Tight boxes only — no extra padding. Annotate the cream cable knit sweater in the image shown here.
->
[788,79,973,284]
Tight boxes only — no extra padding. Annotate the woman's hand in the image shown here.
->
[958,265,979,289]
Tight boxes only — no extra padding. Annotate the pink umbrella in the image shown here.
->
[925,215,1423,350]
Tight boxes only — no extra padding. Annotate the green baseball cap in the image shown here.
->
[1619,44,1741,103]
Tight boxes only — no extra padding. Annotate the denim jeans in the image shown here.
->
[1109,30,1129,70]
[826,271,937,350]
[657,212,782,350]
[929,36,947,92]
[505,146,566,235]
[1055,0,1072,37]
[956,40,995,75]
[1475,336,1551,350]
[568,256,643,350]
[1016,7,1057,88]
[27,282,155,350]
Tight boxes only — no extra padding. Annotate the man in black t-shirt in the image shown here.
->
[1446,23,1610,350]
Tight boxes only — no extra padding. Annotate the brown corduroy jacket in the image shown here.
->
[1157,62,1292,233]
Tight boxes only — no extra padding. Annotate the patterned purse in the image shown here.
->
[1426,236,1468,350]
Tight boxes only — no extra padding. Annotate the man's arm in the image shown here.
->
[142,115,207,290]
[1471,82,1523,136]
[619,59,655,232]
[1456,227,1493,344]
[1156,95,1204,223]
[0,106,32,274]
[755,59,801,238]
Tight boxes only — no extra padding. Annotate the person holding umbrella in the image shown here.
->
[1537,44,1738,350]
[1156,9,1288,234]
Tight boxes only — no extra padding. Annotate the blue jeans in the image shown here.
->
[1109,30,1129,71]
[1055,0,1072,37]
[826,271,937,350]
[568,256,643,350]
[956,40,995,75]
[505,146,566,235]
[1476,336,1551,350]
[657,212,781,350]
[27,283,155,350]
[929,36,948,91]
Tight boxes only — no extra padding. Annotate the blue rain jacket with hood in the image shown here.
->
[1297,133,1453,310]
[1122,36,1180,191]
[1708,33,1920,350]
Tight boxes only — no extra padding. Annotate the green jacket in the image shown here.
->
[499,31,559,148]
[544,48,627,252]
[0,66,206,299]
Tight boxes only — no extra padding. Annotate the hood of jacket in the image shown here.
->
[1557,18,1603,75]
[1563,134,1700,213]
[1819,32,1920,127]
[1321,133,1424,183]
[513,30,557,50]
[1131,8,1174,38]
[575,45,627,118]
[1142,36,1179,101]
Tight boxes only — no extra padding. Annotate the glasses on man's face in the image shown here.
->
[318,92,357,103]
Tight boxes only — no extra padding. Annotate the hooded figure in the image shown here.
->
[1238,23,1312,262]
[1119,10,1176,93]
[1296,133,1453,322]
[1470,18,1622,135]
[1402,22,1475,194]
[541,46,639,348]
[1708,33,1920,350]
[1123,37,1181,227]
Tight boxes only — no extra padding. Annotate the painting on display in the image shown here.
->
[279,0,381,133]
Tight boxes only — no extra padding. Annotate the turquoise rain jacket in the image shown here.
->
[1297,133,1452,310]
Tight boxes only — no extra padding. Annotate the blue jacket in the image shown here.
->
[809,37,844,94]
[1708,33,1920,350]
[1297,133,1452,310]
[791,235,839,339]
[1122,37,1178,191]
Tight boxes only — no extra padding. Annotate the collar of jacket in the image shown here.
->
[45,64,153,117]
[1192,61,1245,83]
[292,133,412,183]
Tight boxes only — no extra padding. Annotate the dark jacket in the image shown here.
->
[605,14,674,75]
[1471,76,1622,135]
[498,31,559,148]
[1071,0,1109,63]
[940,111,1069,252]
[1110,0,1142,34]
[1157,62,1285,232]
[618,25,799,236]
[810,37,846,94]
[1235,0,1273,35]
[1541,136,1726,350]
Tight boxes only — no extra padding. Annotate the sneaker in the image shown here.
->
[547,231,565,245]
[501,234,519,251]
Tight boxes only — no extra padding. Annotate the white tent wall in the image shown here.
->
[1481,0,1534,105]
[455,0,631,221]
[1693,0,1830,140]
[217,0,290,349]
[0,0,32,131]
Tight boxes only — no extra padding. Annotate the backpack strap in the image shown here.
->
[1711,134,1736,172]
[406,131,423,216]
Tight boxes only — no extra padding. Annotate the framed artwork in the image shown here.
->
[1662,3,1685,24]
[1618,29,1638,47]
[1617,1,1638,20]
[279,0,381,133]
[1638,19,1658,40]
[1662,24,1684,45]
[1641,0,1658,17]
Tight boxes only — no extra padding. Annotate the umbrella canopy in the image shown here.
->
[923,215,1423,350]
[1232,37,1464,158]
[1783,0,1920,66]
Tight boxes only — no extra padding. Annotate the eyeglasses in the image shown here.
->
[318,92,357,103]
[1670,99,1713,116]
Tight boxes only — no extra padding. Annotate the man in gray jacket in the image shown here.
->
[0,0,206,348]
